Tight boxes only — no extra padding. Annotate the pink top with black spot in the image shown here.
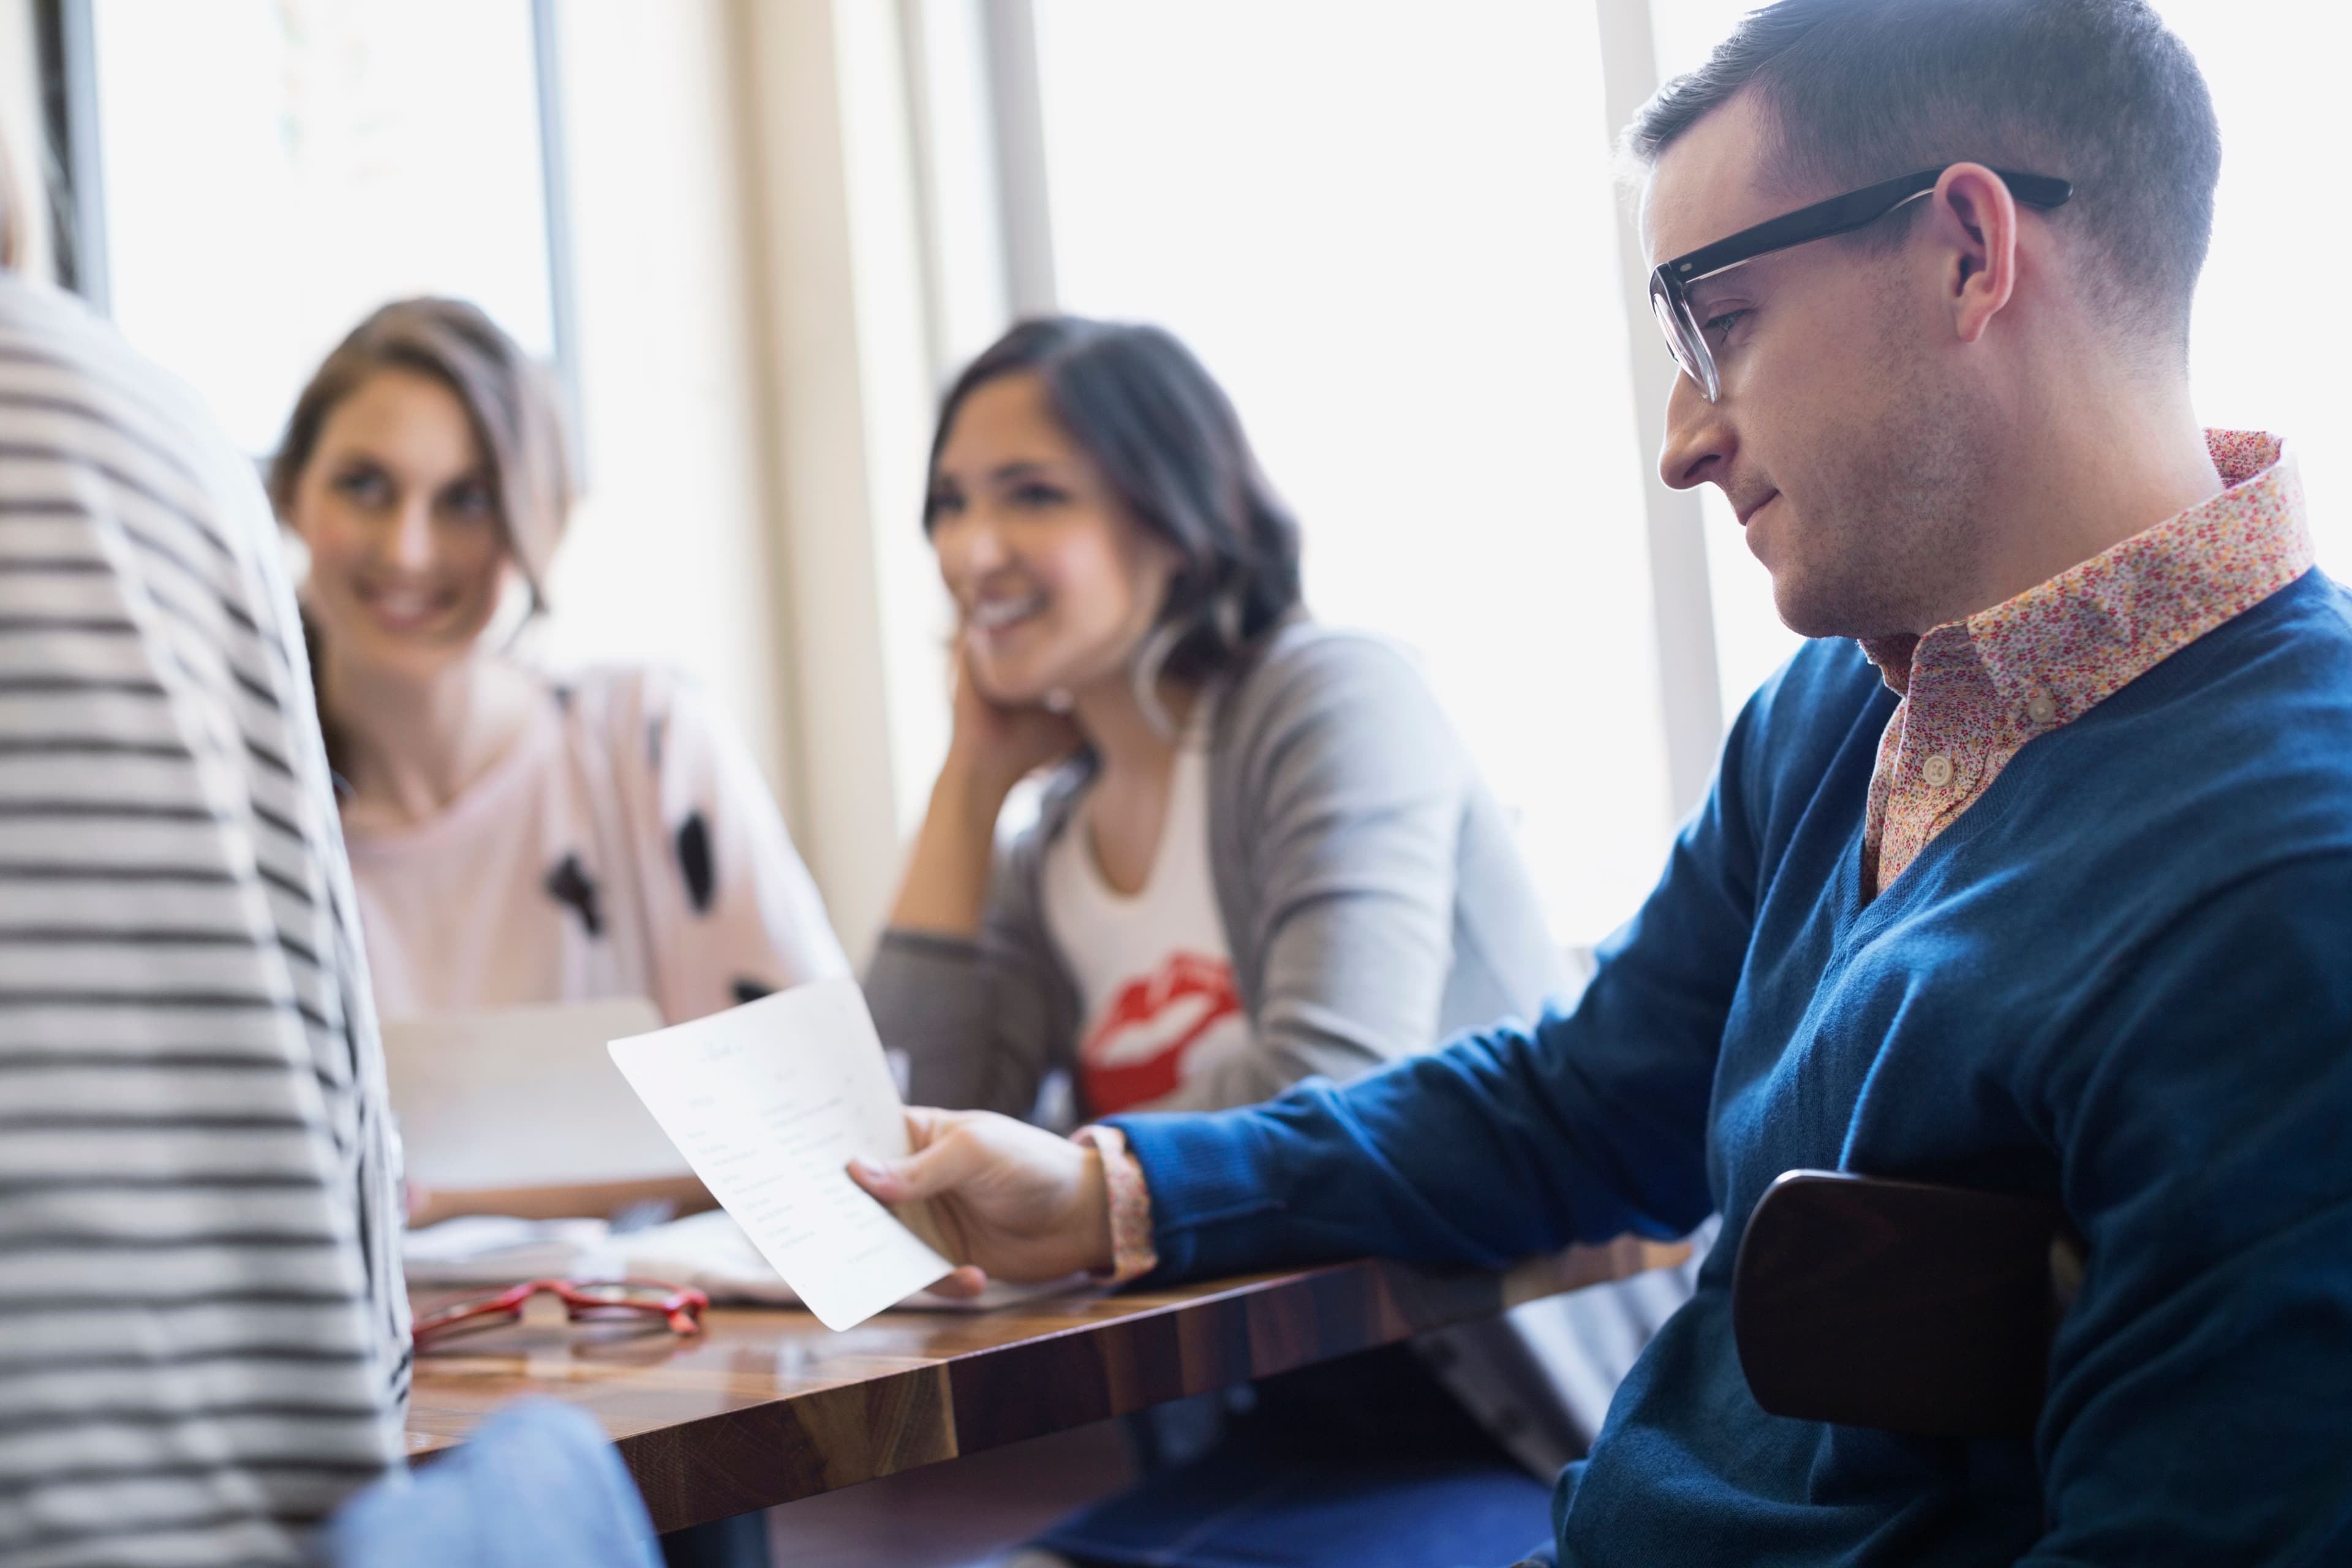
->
[344,664,847,1027]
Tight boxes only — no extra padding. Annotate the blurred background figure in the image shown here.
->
[868,315,1695,1568]
[269,298,845,1031]
[268,303,839,1568]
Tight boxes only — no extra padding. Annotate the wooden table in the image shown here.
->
[407,1238,1684,1534]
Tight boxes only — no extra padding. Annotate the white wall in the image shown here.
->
[532,0,797,822]
[539,0,961,961]
[735,0,954,960]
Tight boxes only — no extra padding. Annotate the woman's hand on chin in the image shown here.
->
[888,649,1080,937]
[945,645,1083,801]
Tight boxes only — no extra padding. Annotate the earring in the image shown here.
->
[1211,584,1244,646]
[1129,617,1186,740]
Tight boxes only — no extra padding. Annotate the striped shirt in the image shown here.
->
[0,277,405,1566]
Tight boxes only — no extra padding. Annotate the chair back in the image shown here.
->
[1731,1169,2082,1439]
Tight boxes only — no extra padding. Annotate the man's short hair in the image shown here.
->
[1627,0,2221,346]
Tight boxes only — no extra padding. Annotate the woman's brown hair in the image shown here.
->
[268,296,574,611]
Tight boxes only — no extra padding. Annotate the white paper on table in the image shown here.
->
[402,1215,609,1287]
[384,997,675,1191]
[605,978,955,1330]
[593,1207,1091,1313]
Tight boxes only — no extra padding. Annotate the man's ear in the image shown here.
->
[1931,162,2020,345]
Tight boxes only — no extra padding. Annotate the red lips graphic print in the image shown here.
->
[1077,949,1245,1114]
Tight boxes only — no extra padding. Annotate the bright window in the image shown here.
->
[1648,0,1811,725]
[88,0,556,454]
[1033,0,1673,945]
[2155,0,2352,575]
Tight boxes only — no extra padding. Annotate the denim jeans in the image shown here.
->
[324,1400,663,1568]
[1035,1344,1556,1568]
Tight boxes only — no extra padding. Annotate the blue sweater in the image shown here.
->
[1112,568,2352,1566]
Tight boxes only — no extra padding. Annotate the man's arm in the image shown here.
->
[859,676,1784,1285]
[2021,851,2352,1562]
[1112,778,1747,1280]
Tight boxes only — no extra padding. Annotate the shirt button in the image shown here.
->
[1922,753,1954,788]
[2027,693,2057,725]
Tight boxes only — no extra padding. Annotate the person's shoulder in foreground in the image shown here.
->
[0,274,407,1564]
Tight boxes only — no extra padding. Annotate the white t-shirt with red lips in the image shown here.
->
[1041,722,1251,1117]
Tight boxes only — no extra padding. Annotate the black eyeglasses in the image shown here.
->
[1648,165,2073,403]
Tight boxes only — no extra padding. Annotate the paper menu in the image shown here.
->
[605,978,954,1330]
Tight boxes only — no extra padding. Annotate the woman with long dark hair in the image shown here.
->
[867,317,1694,1567]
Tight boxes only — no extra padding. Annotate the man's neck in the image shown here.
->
[1914,380,2223,634]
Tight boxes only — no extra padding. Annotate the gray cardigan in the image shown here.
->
[869,622,1568,1115]
[865,622,1700,1464]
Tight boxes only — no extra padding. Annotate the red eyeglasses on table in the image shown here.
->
[412,1278,709,1348]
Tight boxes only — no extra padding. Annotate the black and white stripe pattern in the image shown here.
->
[0,281,404,1567]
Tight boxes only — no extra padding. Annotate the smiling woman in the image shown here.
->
[267,298,848,1035]
[864,315,1698,1568]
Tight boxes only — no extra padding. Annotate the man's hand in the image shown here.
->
[850,1107,1115,1295]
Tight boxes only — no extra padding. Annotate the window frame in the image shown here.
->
[33,0,584,428]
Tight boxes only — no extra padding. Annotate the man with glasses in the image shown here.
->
[854,1,2352,1562]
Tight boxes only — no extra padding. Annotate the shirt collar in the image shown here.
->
[1860,430,2312,715]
